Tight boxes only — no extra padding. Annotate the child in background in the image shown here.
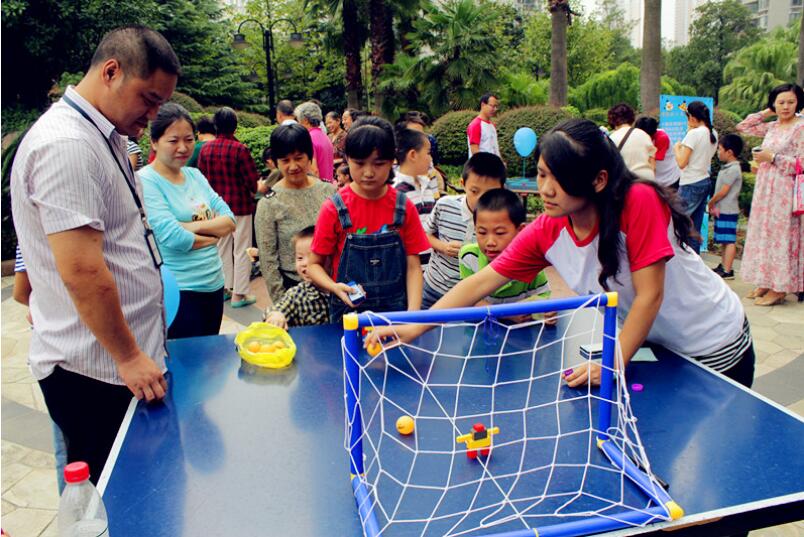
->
[459,189,549,304]
[708,133,744,280]
[308,118,431,323]
[371,120,753,389]
[261,147,283,189]
[422,152,506,308]
[264,227,329,328]
[393,128,440,267]
[336,163,352,189]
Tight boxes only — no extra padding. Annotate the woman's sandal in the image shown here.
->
[754,292,787,307]
[745,288,769,299]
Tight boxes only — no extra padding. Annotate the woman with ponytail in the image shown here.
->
[371,119,755,389]
[673,101,718,253]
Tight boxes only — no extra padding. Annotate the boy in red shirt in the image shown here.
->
[308,118,430,323]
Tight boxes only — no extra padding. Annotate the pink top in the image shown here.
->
[309,126,335,182]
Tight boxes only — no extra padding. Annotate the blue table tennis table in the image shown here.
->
[98,320,804,536]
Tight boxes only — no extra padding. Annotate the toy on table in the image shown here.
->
[235,322,296,369]
[456,423,500,460]
[347,281,366,306]
[396,415,415,435]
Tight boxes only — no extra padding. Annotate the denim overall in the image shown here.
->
[329,190,408,323]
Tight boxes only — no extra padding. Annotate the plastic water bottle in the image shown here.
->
[57,462,109,537]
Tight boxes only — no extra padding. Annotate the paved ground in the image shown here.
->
[2,257,802,536]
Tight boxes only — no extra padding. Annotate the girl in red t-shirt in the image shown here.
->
[371,119,753,389]
[308,117,430,323]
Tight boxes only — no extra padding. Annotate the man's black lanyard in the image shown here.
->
[62,94,163,269]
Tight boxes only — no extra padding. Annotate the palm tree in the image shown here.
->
[548,0,571,107]
[308,0,368,109]
[397,0,502,116]
[369,0,395,115]
[720,39,797,116]
[640,0,661,114]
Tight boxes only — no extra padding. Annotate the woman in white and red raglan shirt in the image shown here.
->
[371,119,755,388]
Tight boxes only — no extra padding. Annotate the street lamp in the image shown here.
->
[233,18,303,116]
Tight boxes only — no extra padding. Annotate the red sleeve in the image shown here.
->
[490,215,554,282]
[467,118,481,145]
[654,131,670,161]
[622,184,674,271]
[400,199,432,255]
[311,199,340,257]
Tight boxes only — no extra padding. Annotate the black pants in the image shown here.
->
[168,288,224,339]
[721,342,756,389]
[39,366,133,485]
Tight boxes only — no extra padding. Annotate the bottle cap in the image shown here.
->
[64,461,90,483]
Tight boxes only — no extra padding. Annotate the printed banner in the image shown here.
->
[659,95,714,146]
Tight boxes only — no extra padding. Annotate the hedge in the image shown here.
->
[431,110,478,166]
[739,172,755,217]
[497,106,581,177]
[583,108,609,126]
[169,91,204,113]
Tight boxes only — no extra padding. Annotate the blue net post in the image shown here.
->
[343,314,364,476]
[597,292,618,441]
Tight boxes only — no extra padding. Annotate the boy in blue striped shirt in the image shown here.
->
[421,153,506,308]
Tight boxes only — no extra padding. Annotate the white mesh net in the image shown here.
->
[343,297,672,537]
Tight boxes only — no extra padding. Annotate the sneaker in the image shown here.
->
[223,289,232,301]
[231,296,257,308]
[713,265,734,280]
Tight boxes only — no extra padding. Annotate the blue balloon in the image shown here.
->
[513,127,537,157]
[160,266,180,328]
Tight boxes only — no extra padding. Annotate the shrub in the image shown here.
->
[712,109,762,172]
[739,172,755,217]
[582,108,609,126]
[169,91,204,113]
[236,125,277,174]
[497,106,580,176]
[431,110,479,166]
[1,106,41,137]
[236,111,272,128]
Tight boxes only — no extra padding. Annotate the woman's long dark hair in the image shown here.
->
[686,101,716,144]
[536,119,694,290]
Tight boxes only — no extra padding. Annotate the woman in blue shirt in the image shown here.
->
[140,103,236,339]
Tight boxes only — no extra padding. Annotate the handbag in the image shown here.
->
[794,157,804,216]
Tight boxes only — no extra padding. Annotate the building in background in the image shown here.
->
[742,0,803,31]
[220,0,247,13]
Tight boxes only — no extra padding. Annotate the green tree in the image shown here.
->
[570,62,693,112]
[720,26,798,116]
[665,0,759,104]
[388,0,502,116]
[521,11,615,87]
[1,0,260,109]
[496,71,549,107]
[591,0,638,67]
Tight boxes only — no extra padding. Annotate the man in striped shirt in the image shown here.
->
[10,26,179,484]
[422,153,506,308]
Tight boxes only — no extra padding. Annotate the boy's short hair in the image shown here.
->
[292,225,316,247]
[196,116,215,135]
[277,99,295,117]
[479,93,497,107]
[718,133,744,157]
[474,188,526,227]
[270,123,314,162]
[262,146,272,162]
[634,116,658,137]
[395,127,428,163]
[462,152,506,185]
